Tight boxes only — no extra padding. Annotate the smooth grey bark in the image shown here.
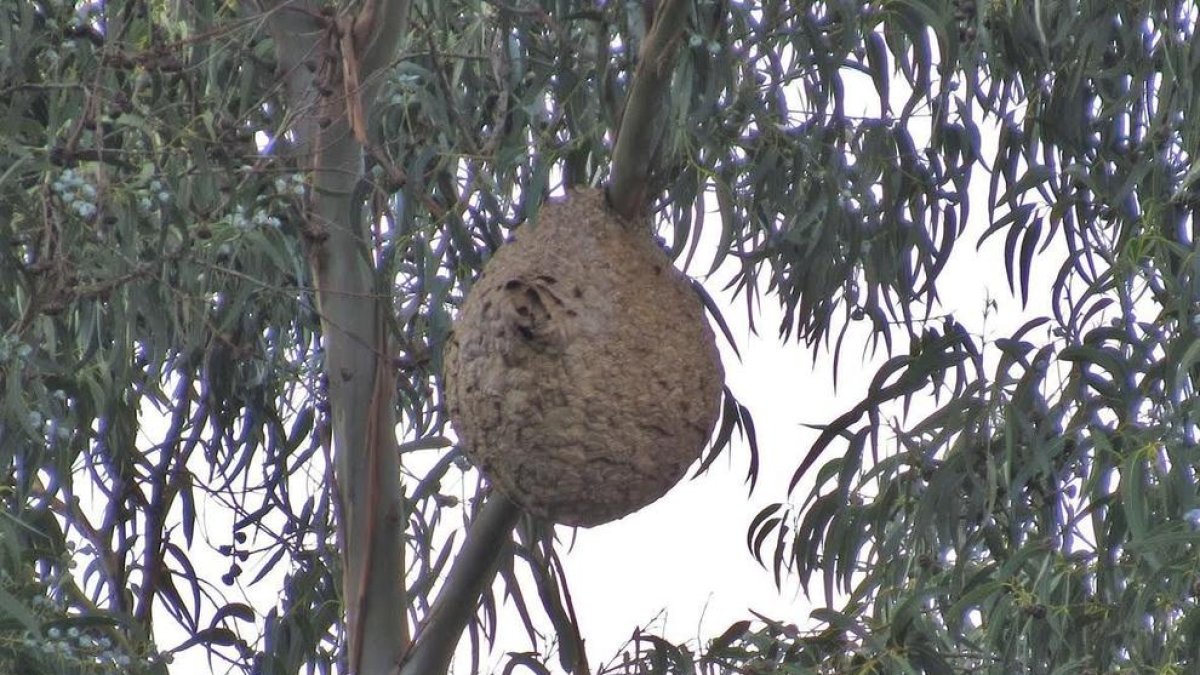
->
[396,494,522,675]
[261,2,411,672]
[608,0,691,219]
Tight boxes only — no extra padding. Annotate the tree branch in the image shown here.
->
[396,494,523,675]
[356,0,411,79]
[607,0,691,220]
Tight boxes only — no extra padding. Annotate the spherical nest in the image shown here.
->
[443,188,724,527]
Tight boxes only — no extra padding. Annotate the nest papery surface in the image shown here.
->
[444,189,724,527]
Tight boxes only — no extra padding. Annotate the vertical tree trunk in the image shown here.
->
[261,2,410,671]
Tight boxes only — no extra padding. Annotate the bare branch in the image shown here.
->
[397,494,523,675]
[607,0,691,220]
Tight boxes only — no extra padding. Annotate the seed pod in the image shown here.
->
[443,189,724,527]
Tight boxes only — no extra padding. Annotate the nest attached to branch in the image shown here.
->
[443,189,724,527]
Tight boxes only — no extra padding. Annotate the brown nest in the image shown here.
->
[443,189,724,527]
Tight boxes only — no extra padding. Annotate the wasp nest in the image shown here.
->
[443,189,724,527]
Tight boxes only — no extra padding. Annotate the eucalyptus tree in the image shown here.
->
[2,0,1198,674]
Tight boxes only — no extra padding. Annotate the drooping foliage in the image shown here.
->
[1,0,1198,673]
[741,1,1200,673]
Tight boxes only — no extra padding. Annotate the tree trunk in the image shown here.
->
[262,2,411,671]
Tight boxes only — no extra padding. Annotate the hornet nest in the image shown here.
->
[442,188,724,527]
